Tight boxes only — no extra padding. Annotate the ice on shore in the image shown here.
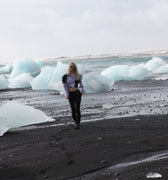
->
[10,59,41,79]
[146,57,166,71]
[101,64,148,81]
[0,101,54,136]
[1,56,168,93]
[0,75,8,89]
[101,57,168,82]
[48,81,64,93]
[103,103,113,109]
[0,63,13,74]
[0,117,9,136]
[31,61,67,90]
[146,172,162,178]
[35,59,44,68]
[83,73,114,93]
[8,74,33,88]
[31,66,55,90]
[50,61,67,82]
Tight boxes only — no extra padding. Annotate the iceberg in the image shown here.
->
[146,172,162,178]
[128,64,148,80]
[8,74,33,88]
[0,101,54,136]
[31,66,55,90]
[153,64,168,74]
[0,74,8,89]
[101,64,148,81]
[31,61,67,90]
[0,117,9,136]
[10,59,41,79]
[50,61,67,82]
[48,81,64,93]
[35,59,44,68]
[101,65,129,81]
[0,63,13,74]
[146,57,166,71]
[83,73,114,93]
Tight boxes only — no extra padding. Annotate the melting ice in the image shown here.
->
[0,101,54,136]
[146,172,162,178]
[0,56,168,93]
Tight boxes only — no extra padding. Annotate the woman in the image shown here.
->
[62,62,85,129]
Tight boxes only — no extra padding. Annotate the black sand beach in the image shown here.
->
[1,116,168,179]
[0,79,168,179]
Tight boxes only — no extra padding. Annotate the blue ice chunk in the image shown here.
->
[0,101,54,136]
[31,66,55,90]
[10,59,41,79]
[101,64,148,81]
[9,74,33,88]
[35,60,44,68]
[0,63,13,74]
[83,73,114,93]
[31,61,67,90]
[0,75,8,89]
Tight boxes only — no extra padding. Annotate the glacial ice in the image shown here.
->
[153,64,168,74]
[31,66,55,90]
[146,172,162,178]
[1,56,168,93]
[101,57,168,82]
[0,117,9,136]
[0,63,13,74]
[8,74,33,88]
[146,57,166,71]
[48,81,64,93]
[0,101,54,136]
[31,61,67,90]
[0,75,8,89]
[83,73,114,93]
[101,64,148,81]
[10,59,41,79]
[50,61,67,82]
[35,59,44,68]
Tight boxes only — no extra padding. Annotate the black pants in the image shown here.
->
[69,90,81,125]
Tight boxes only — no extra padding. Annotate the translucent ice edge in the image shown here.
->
[0,101,54,136]
[1,57,168,93]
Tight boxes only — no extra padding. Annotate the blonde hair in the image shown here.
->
[67,62,79,78]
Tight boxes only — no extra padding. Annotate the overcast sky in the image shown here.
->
[0,0,168,62]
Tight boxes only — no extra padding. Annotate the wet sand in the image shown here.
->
[0,79,168,179]
[1,115,168,179]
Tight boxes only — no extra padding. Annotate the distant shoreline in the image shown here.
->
[42,49,168,63]
[1,49,168,64]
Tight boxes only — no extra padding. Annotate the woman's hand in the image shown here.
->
[66,96,69,99]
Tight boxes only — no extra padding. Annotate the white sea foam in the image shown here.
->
[0,101,54,136]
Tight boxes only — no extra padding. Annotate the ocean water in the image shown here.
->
[1,54,168,94]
